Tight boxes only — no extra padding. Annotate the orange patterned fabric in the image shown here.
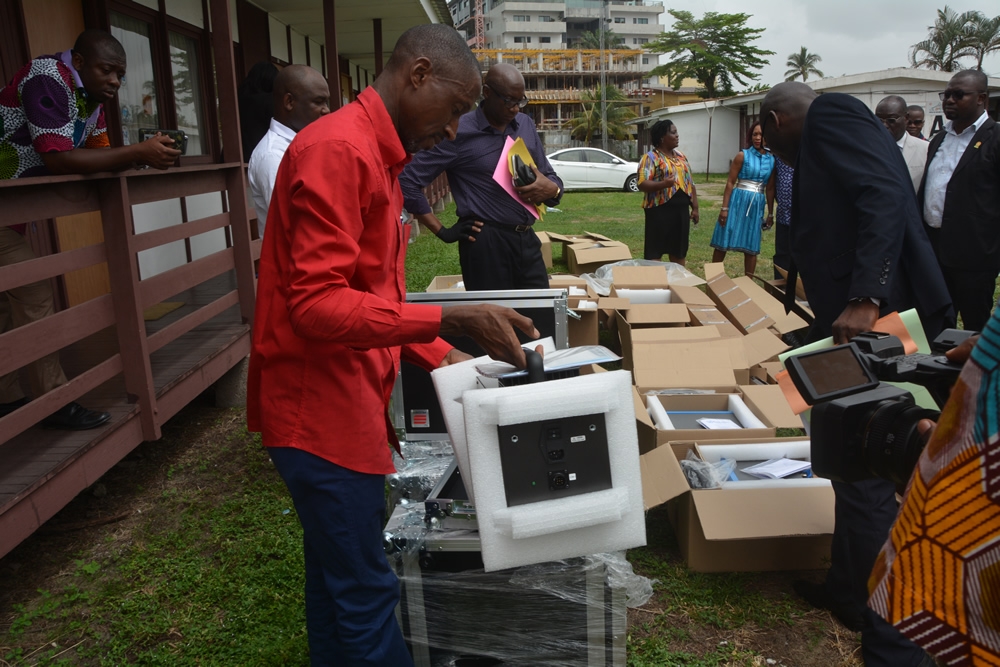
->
[869,310,1000,665]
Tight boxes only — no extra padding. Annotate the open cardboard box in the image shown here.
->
[566,240,633,275]
[633,384,801,453]
[732,275,808,336]
[535,230,553,269]
[704,263,775,335]
[566,286,601,347]
[425,275,465,292]
[619,324,721,371]
[640,437,833,572]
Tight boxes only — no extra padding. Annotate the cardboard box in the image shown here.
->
[611,265,670,290]
[565,288,600,347]
[634,385,799,453]
[535,230,553,269]
[549,274,589,291]
[640,437,834,572]
[425,275,465,292]
[618,323,721,372]
[704,263,776,335]
[732,275,808,335]
[566,240,633,275]
[669,285,715,307]
[685,305,744,338]
[631,340,738,390]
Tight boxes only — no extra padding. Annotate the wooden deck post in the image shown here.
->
[208,0,257,326]
[99,177,160,441]
[323,0,342,109]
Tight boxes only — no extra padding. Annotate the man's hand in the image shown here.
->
[134,135,182,170]
[439,304,539,369]
[439,349,474,367]
[436,220,482,243]
[514,166,560,206]
[831,300,880,344]
[945,334,978,365]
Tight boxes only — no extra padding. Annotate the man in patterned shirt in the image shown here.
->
[0,30,179,429]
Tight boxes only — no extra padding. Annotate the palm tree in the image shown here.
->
[566,86,637,146]
[910,6,977,71]
[577,29,623,50]
[966,12,1000,71]
[784,47,823,82]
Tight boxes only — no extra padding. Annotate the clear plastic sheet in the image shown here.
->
[583,259,704,296]
[680,450,736,489]
[384,505,653,666]
[387,440,455,507]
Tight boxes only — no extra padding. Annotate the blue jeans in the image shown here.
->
[269,446,413,667]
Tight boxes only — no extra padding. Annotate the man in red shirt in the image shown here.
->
[247,24,537,665]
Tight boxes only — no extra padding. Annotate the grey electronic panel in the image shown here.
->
[496,413,612,507]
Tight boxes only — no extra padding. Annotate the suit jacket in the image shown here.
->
[899,130,928,194]
[792,94,953,340]
[918,116,1000,270]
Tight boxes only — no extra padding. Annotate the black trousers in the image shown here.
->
[773,223,791,280]
[940,264,997,333]
[458,220,548,291]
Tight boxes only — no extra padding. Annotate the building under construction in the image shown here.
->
[450,0,665,153]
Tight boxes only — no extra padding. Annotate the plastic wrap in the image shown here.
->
[679,450,736,489]
[583,259,703,296]
[383,507,653,667]
[388,440,455,507]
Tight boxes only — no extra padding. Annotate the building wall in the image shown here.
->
[650,105,741,174]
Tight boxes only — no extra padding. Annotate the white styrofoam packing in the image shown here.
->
[695,440,832,490]
[460,370,646,571]
[614,288,672,304]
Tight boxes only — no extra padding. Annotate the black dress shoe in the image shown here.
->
[42,402,112,430]
[0,397,29,418]
[793,579,864,632]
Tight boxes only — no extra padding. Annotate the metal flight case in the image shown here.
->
[384,504,627,667]
[392,289,570,441]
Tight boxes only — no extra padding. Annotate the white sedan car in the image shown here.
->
[546,147,640,193]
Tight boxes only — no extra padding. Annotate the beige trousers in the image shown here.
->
[0,226,68,403]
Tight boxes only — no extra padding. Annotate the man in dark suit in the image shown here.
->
[920,70,999,333]
[761,82,952,667]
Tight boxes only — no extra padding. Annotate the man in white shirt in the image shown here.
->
[248,65,331,237]
[920,70,999,332]
[875,95,927,193]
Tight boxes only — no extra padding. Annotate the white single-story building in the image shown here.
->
[632,67,1000,174]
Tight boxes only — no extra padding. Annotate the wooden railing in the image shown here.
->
[0,163,257,447]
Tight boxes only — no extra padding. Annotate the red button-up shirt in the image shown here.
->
[247,87,452,474]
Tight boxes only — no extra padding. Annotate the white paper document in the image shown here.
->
[696,418,742,430]
[474,345,621,379]
[741,457,812,479]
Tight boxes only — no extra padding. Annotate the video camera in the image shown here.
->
[785,329,974,485]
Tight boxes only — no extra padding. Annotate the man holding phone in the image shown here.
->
[399,63,562,291]
[0,29,179,429]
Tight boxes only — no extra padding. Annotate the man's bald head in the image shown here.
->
[73,30,126,63]
[760,82,818,165]
[876,95,908,141]
[374,24,482,153]
[484,63,524,91]
[273,65,331,132]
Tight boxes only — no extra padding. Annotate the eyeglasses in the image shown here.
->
[939,89,983,101]
[485,84,529,109]
[876,115,904,124]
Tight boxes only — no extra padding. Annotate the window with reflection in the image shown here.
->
[110,12,159,147]
[168,32,206,155]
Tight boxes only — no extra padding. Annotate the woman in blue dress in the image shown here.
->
[710,121,776,276]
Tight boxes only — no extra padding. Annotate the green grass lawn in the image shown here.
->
[405,180,777,292]
[0,181,860,666]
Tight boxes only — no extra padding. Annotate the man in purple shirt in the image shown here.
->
[399,63,563,290]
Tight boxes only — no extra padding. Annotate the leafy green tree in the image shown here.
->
[577,29,623,49]
[909,6,977,71]
[648,10,773,98]
[966,12,1000,71]
[784,47,824,82]
[566,86,637,146]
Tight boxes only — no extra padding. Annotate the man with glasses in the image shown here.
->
[905,105,927,140]
[875,95,926,193]
[920,70,999,332]
[400,63,563,290]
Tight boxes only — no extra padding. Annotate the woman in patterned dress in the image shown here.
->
[710,122,776,276]
[636,119,699,266]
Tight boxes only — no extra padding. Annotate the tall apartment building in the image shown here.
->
[449,0,664,149]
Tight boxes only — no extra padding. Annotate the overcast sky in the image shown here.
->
[656,1,1000,88]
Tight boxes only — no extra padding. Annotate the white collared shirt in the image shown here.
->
[248,118,297,237]
[923,110,989,228]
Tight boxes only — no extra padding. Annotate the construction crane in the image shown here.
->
[470,0,485,48]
